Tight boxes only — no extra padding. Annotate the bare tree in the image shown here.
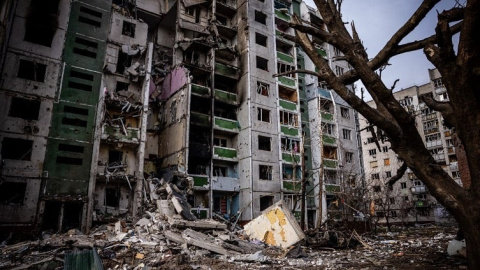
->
[285,0,480,267]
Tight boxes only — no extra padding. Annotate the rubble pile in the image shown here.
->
[0,176,469,270]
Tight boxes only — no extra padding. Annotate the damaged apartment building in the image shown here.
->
[360,68,463,225]
[152,0,363,227]
[0,0,363,232]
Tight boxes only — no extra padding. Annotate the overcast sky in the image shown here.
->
[302,0,460,100]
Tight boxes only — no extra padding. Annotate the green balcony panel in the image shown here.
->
[215,62,239,78]
[279,99,297,111]
[214,146,237,159]
[193,175,209,187]
[323,159,338,168]
[278,76,296,88]
[214,117,239,132]
[415,200,429,208]
[190,112,211,126]
[103,125,139,142]
[281,125,299,136]
[316,48,327,58]
[321,112,333,121]
[326,184,340,193]
[283,180,301,191]
[191,83,211,96]
[282,152,300,163]
[275,9,291,21]
[322,134,336,144]
[277,51,294,63]
[214,89,237,104]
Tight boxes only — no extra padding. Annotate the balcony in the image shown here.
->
[283,180,301,192]
[411,186,427,194]
[415,200,430,208]
[325,184,340,193]
[321,112,334,121]
[191,83,211,97]
[214,89,238,105]
[102,124,139,144]
[277,51,294,64]
[191,174,209,189]
[322,134,336,145]
[275,9,291,22]
[447,146,455,155]
[190,112,211,127]
[450,162,458,171]
[323,158,338,169]
[279,99,297,111]
[281,125,299,136]
[213,146,238,161]
[214,116,239,133]
[316,47,327,58]
[278,76,296,89]
[216,0,237,16]
[215,62,239,79]
[282,152,301,163]
[212,176,240,191]
[435,86,447,94]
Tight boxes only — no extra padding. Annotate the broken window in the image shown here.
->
[404,196,409,202]
[213,166,227,177]
[345,152,353,163]
[0,182,26,205]
[386,171,392,178]
[116,51,132,74]
[277,62,295,78]
[58,143,84,153]
[213,196,227,214]
[256,56,268,71]
[122,21,136,37]
[368,149,376,156]
[342,129,351,140]
[78,6,102,28]
[115,81,130,92]
[255,32,267,47]
[452,171,461,179]
[24,0,60,47]
[340,107,350,119]
[433,78,443,88]
[382,146,389,152]
[257,108,270,122]
[376,211,385,217]
[401,182,407,189]
[389,197,395,204]
[184,50,200,65]
[279,110,298,126]
[17,60,47,82]
[260,195,273,211]
[258,135,271,151]
[257,81,269,96]
[105,188,120,207]
[321,122,335,135]
[8,97,41,120]
[281,137,299,152]
[373,186,381,192]
[325,170,337,184]
[333,46,341,56]
[214,138,227,147]
[384,158,390,166]
[371,173,379,180]
[255,10,267,24]
[109,150,123,164]
[259,165,272,180]
[1,137,33,160]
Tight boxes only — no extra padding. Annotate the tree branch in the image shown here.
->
[420,94,456,128]
[385,162,408,186]
[288,23,339,46]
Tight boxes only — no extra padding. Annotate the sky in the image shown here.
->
[302,0,460,100]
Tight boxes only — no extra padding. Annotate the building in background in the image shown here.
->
[0,0,363,232]
[359,68,460,225]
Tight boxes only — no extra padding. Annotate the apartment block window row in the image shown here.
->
[368,149,376,156]
[279,111,298,127]
[342,129,351,140]
[257,108,270,122]
[277,63,296,78]
[259,165,273,180]
[321,123,335,136]
[340,107,350,119]
[257,81,269,96]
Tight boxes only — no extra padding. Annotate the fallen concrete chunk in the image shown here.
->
[243,200,305,248]
[231,251,268,263]
[447,239,466,257]
[182,229,239,255]
[157,200,175,218]
[164,230,186,245]
[168,217,227,229]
